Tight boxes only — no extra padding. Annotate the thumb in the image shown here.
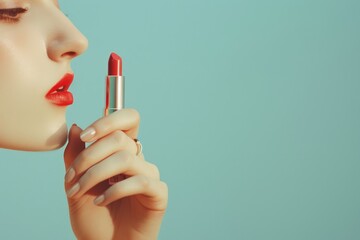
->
[64,124,85,171]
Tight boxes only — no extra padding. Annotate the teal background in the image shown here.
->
[1,0,359,239]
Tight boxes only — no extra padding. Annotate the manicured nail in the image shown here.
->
[66,182,80,198]
[94,195,105,205]
[65,167,76,183]
[80,127,96,141]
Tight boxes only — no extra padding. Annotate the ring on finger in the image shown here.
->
[134,139,143,156]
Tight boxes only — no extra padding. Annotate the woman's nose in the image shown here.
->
[47,13,88,62]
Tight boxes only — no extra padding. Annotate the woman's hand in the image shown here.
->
[63,109,168,240]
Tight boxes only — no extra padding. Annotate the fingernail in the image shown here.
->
[94,195,105,205]
[66,182,80,198]
[80,127,96,141]
[65,167,76,183]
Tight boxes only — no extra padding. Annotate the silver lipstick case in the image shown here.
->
[104,75,125,116]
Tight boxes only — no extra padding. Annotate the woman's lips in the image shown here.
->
[45,73,74,106]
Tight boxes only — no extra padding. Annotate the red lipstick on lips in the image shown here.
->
[45,73,74,106]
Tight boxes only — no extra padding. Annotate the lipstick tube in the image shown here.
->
[105,52,125,185]
[104,75,124,116]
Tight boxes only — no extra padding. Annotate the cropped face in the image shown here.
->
[0,0,88,151]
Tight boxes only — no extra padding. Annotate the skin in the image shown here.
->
[0,1,168,239]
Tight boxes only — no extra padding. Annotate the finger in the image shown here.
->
[66,130,137,183]
[63,124,85,171]
[93,175,168,211]
[66,151,160,199]
[79,108,140,142]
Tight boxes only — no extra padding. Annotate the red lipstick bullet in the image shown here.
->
[108,52,122,76]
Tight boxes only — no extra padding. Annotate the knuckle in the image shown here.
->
[81,166,97,183]
[112,184,124,196]
[121,151,133,166]
[160,181,169,195]
[162,181,168,192]
[127,108,140,123]
[111,130,125,144]
[148,163,160,179]
[79,149,92,163]
[137,175,150,188]
[86,165,98,178]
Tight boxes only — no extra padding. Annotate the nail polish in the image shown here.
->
[80,127,96,141]
[66,183,80,198]
[94,195,105,205]
[65,167,76,183]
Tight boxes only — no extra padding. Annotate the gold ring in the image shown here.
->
[134,139,143,156]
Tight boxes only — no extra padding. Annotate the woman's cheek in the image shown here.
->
[0,79,67,151]
[0,47,68,151]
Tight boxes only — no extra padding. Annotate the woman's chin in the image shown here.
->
[1,123,68,152]
[42,123,68,151]
[18,141,67,151]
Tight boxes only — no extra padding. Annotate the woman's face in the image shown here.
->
[0,0,88,151]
